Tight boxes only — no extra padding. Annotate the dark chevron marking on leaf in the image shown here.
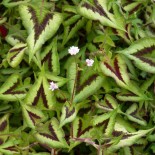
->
[65,106,75,119]
[0,120,7,131]
[132,46,155,66]
[4,146,17,151]
[77,120,92,137]
[105,99,113,109]
[93,0,109,19]
[49,124,59,141]
[133,46,155,56]
[122,134,133,140]
[56,97,66,103]
[104,58,124,82]
[3,80,25,95]
[78,126,93,137]
[27,110,41,125]
[76,74,98,93]
[9,46,27,53]
[114,58,124,82]
[129,4,141,15]
[136,56,155,67]
[28,6,53,43]
[32,84,48,108]
[112,130,123,137]
[41,52,52,71]
[81,2,109,19]
[12,35,25,43]
[40,133,59,141]
[125,25,130,40]
[39,143,52,152]
[0,139,3,145]
[96,119,109,127]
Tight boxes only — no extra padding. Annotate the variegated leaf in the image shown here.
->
[60,103,77,127]
[117,37,155,73]
[2,0,30,8]
[105,110,117,136]
[35,118,68,149]
[100,55,130,88]
[67,61,104,103]
[0,74,26,101]
[24,72,55,110]
[5,33,26,46]
[22,104,47,129]
[108,128,153,152]
[73,117,93,138]
[69,117,93,150]
[41,38,60,75]
[96,94,118,111]
[126,103,147,126]
[123,2,142,15]
[0,138,19,154]
[7,43,27,68]
[100,55,149,99]
[93,112,111,126]
[77,0,125,30]
[19,4,62,61]
[116,92,148,102]
[0,114,9,145]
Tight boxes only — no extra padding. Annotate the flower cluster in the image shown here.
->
[50,46,94,91]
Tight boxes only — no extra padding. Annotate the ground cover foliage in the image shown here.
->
[0,0,155,154]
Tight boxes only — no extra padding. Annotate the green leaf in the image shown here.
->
[108,128,153,152]
[22,104,47,129]
[41,37,60,75]
[2,0,30,8]
[7,43,27,68]
[117,37,155,73]
[96,94,118,111]
[105,110,117,136]
[0,114,9,145]
[125,103,147,126]
[67,64,104,103]
[93,112,111,126]
[100,55,130,88]
[77,0,125,30]
[116,91,148,102]
[35,118,68,149]
[62,17,87,45]
[123,2,142,14]
[0,138,19,154]
[19,4,62,61]
[60,103,77,127]
[0,74,26,101]
[24,72,55,110]
[5,32,26,46]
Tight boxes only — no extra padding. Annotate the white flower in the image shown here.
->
[86,59,94,67]
[68,46,80,55]
[49,81,58,91]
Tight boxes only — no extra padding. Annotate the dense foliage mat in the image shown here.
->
[0,0,155,154]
